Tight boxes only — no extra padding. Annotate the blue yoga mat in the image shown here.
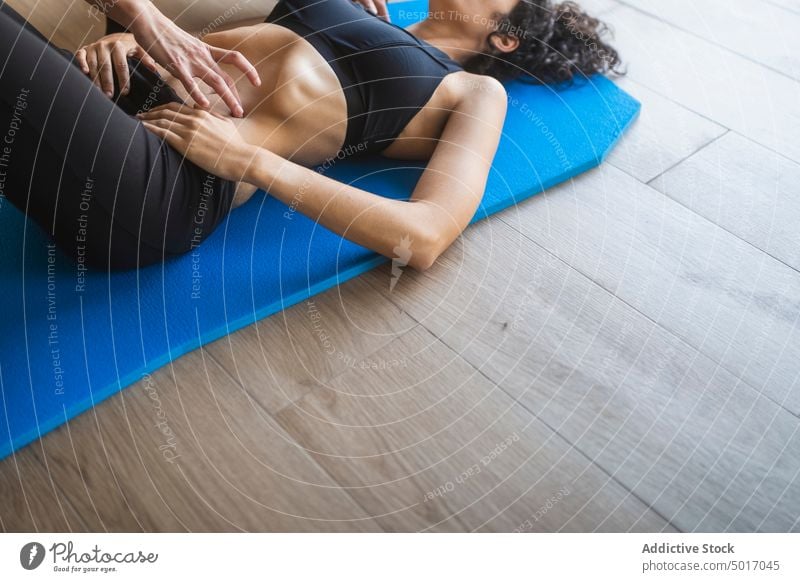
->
[0,0,640,458]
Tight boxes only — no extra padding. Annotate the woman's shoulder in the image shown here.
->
[441,72,508,110]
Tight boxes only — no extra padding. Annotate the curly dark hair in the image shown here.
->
[463,1,622,84]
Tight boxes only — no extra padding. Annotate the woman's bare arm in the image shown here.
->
[249,79,506,269]
[138,77,507,271]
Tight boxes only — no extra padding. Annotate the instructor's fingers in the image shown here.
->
[176,68,211,110]
[111,44,130,95]
[75,48,89,74]
[374,0,390,21]
[98,57,114,97]
[200,70,242,117]
[361,0,378,15]
[85,49,99,85]
[190,102,225,120]
[197,67,242,117]
[214,48,261,87]
[133,46,159,73]
[217,68,242,108]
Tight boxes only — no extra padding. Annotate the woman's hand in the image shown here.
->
[137,103,256,181]
[75,33,157,97]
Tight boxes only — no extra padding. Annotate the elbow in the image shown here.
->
[408,250,439,272]
[405,226,447,272]
[392,204,461,272]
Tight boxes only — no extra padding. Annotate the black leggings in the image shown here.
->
[0,2,236,270]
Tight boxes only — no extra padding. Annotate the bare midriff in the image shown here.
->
[154,23,348,207]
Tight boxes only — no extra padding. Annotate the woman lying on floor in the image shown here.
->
[0,0,619,270]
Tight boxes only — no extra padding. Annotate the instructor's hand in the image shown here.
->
[76,33,157,97]
[357,0,390,21]
[129,8,261,117]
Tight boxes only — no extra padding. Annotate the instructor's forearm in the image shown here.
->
[86,0,162,30]
[245,148,441,269]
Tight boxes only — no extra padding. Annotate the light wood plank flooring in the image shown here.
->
[1,0,798,532]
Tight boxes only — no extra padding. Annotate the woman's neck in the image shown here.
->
[407,17,484,65]
[408,0,521,63]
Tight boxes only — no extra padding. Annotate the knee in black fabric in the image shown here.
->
[48,183,170,271]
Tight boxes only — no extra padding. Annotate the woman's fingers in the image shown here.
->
[141,121,182,148]
[111,44,130,96]
[137,104,205,127]
[141,120,164,135]
[142,102,183,114]
[137,110,189,125]
[142,117,178,130]
[139,102,198,120]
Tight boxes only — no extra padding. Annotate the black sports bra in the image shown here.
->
[266,0,462,155]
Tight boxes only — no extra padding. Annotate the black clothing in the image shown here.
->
[1,2,235,270]
[266,0,462,154]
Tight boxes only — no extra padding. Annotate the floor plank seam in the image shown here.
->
[495,211,799,421]
[359,279,681,531]
[715,129,800,169]
[451,344,681,532]
[622,73,800,166]
[614,1,800,84]
[648,197,800,282]
[642,129,800,280]
[643,129,731,187]
[616,78,737,140]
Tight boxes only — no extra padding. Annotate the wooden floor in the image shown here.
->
[2,0,799,532]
